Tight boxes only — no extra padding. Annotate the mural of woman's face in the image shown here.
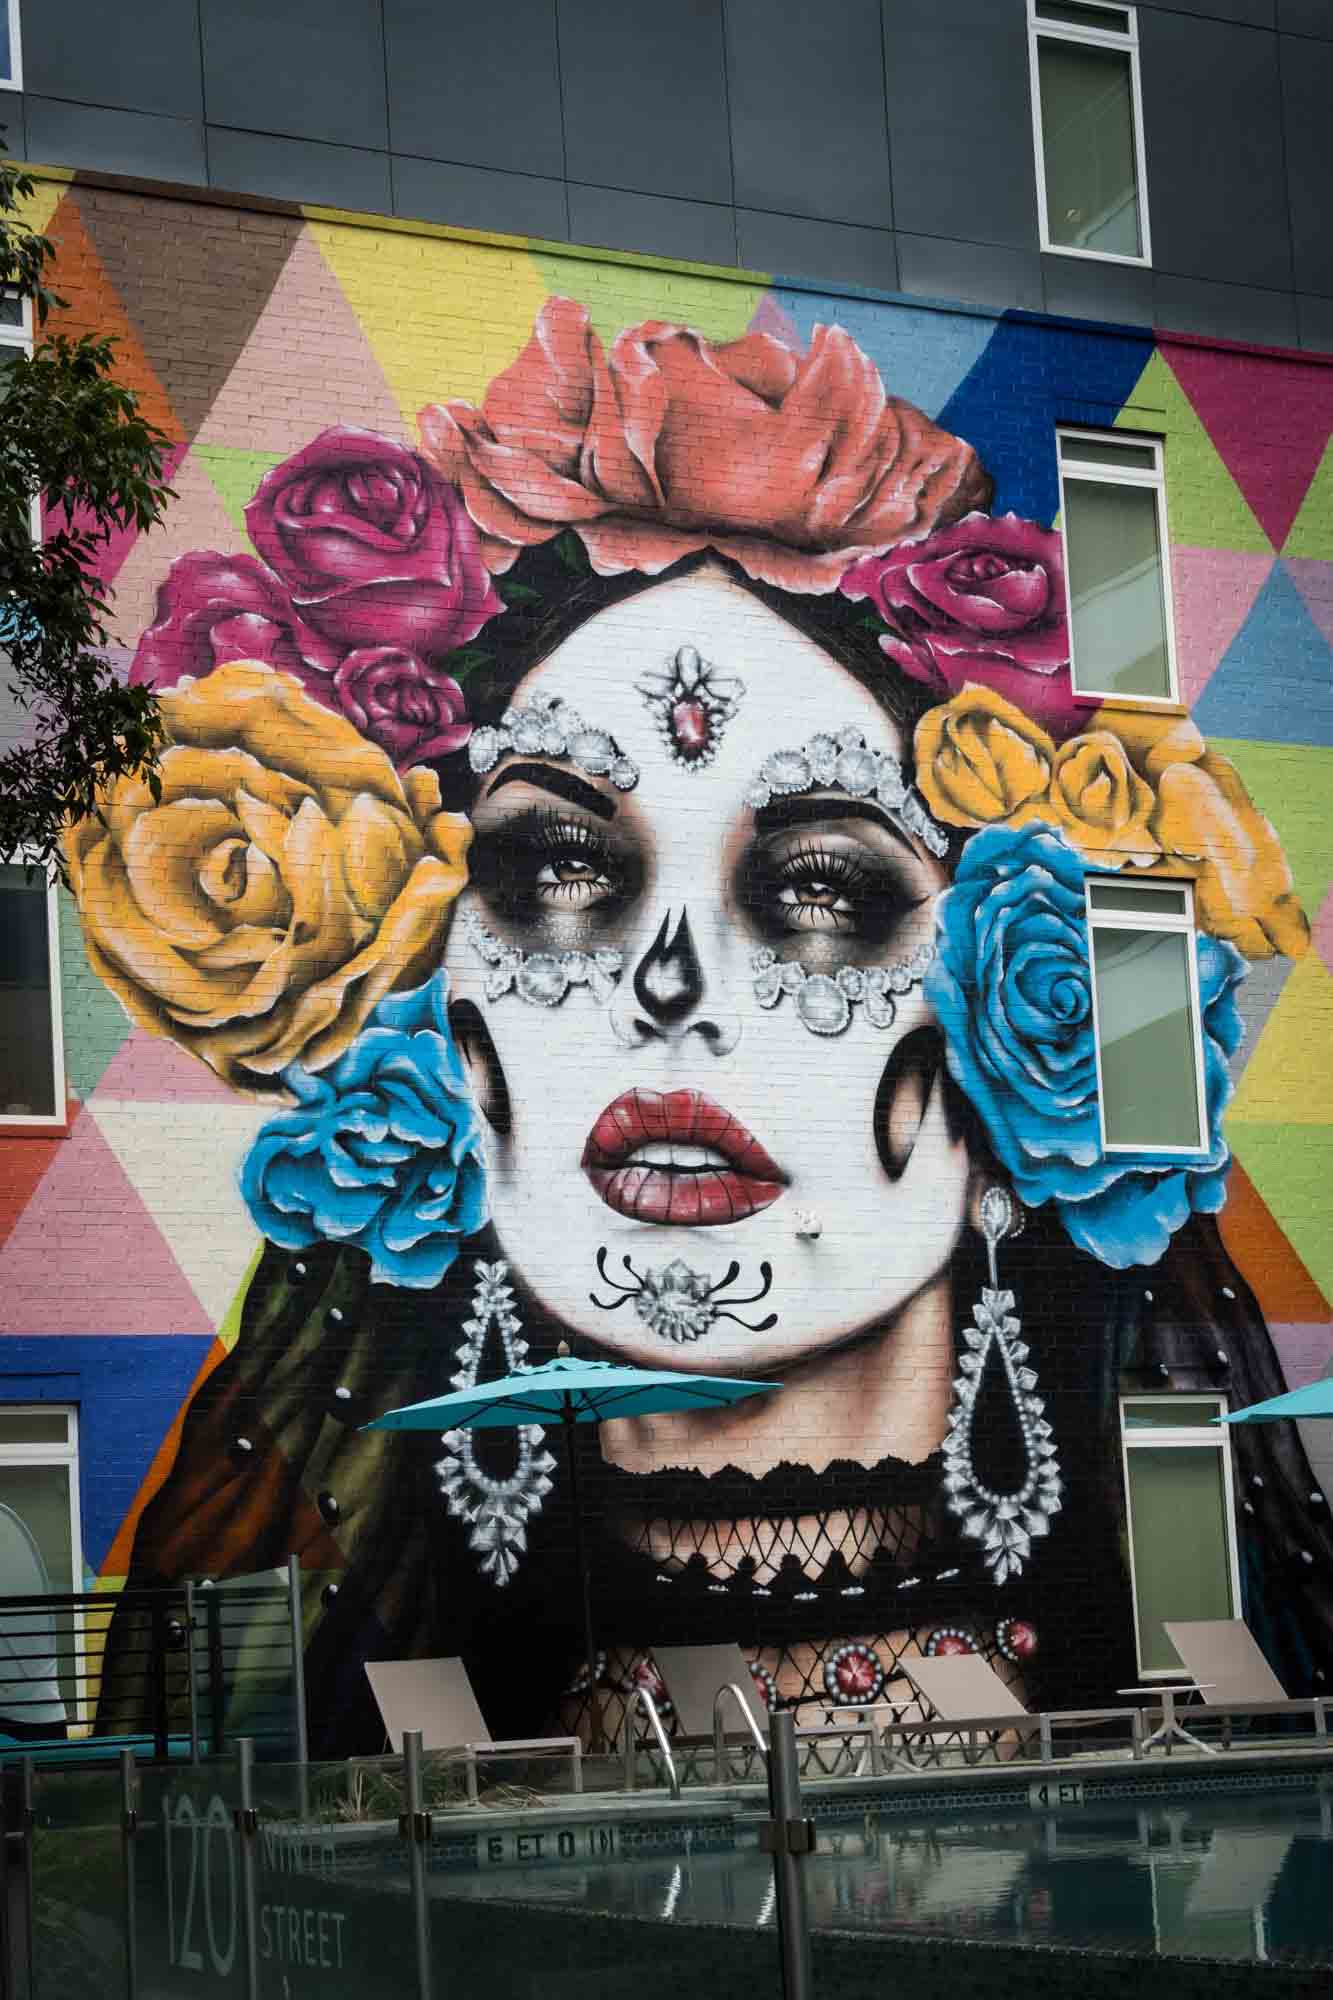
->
[443,567,971,1378]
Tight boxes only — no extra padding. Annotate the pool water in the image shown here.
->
[458,1784,1333,1966]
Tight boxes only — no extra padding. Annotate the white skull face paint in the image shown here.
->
[443,564,971,1429]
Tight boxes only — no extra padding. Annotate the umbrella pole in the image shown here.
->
[562,1406,606,1755]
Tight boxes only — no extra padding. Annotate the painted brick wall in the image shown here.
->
[2,172,1332,1753]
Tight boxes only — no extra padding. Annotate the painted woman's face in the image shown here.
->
[443,567,971,1374]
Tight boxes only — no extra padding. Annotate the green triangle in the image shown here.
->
[1282,434,1333,562]
[527,248,767,352]
[58,888,135,1100]
[1114,351,1271,555]
[1227,1122,1333,1306]
[1208,737,1333,922]
[191,444,284,553]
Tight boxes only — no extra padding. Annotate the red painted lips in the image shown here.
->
[581,1088,788,1226]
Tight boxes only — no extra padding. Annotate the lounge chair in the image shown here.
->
[1162,1618,1327,1744]
[643,1644,897,1783]
[364,1656,583,1797]
[899,1653,1137,1766]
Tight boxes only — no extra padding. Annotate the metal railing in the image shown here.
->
[622,1685,679,1797]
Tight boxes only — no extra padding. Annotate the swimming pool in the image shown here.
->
[453,1778,1333,1969]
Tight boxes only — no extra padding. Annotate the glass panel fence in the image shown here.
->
[30,1764,126,2000]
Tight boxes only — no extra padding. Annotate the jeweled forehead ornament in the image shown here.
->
[745,728,946,1037]
[637,643,744,769]
[467,691,639,791]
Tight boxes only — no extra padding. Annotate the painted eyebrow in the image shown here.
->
[751,793,919,858]
[483,761,617,822]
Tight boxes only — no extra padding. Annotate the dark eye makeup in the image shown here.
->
[468,807,636,927]
[739,834,930,946]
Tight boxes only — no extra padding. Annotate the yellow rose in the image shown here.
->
[1108,709,1309,960]
[1030,730,1159,861]
[66,661,472,1091]
[914,684,1055,827]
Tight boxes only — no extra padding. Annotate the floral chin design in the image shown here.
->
[744,728,950,859]
[466,692,639,792]
[752,942,936,1037]
[461,905,623,1008]
[239,971,488,1289]
[435,1260,557,1587]
[927,822,1246,1269]
[419,296,991,591]
[637,644,745,768]
[590,1250,778,1340]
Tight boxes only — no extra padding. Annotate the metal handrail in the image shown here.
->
[713,1681,768,1777]
[622,1686,680,1798]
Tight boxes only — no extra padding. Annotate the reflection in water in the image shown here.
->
[456,1784,1333,1966]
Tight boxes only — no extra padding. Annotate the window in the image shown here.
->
[0,1406,81,1730]
[0,0,19,89]
[1029,0,1149,265]
[1057,430,1177,705]
[0,863,65,1125]
[1120,1397,1240,1676]
[1086,879,1206,1155]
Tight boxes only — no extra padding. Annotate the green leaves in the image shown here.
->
[0,135,173,876]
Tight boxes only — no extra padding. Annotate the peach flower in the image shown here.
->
[66,661,472,1092]
[419,297,990,592]
[1110,710,1309,959]
[914,684,1055,827]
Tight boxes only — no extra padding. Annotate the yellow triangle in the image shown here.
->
[1282,434,1333,562]
[1114,350,1271,556]
[529,246,767,351]
[18,172,71,237]
[1228,952,1333,1125]
[306,219,552,425]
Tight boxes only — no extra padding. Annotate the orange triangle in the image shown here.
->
[1218,1158,1332,1323]
[45,191,182,441]
[98,1335,230,1581]
[0,1103,79,1252]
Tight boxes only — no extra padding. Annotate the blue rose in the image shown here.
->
[240,971,488,1288]
[926,823,1245,1269]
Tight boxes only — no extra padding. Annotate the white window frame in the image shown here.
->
[1028,0,1152,268]
[0,0,20,91]
[1057,426,1179,708]
[1084,877,1209,1159]
[1118,1394,1242,1679]
[0,1404,85,1727]
[0,856,67,1130]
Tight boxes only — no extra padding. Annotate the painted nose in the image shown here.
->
[609,907,741,1053]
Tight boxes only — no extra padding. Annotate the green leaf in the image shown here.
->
[496,579,541,606]
[445,648,493,681]
[554,530,590,574]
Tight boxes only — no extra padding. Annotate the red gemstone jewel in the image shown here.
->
[670,698,710,758]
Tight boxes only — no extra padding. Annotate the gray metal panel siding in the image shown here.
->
[558,0,732,204]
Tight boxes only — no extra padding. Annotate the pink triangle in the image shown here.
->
[93,1030,241,1104]
[193,230,405,456]
[1270,1323,1333,1391]
[0,1108,212,1334]
[749,294,803,349]
[1282,557,1333,657]
[108,446,248,653]
[1161,337,1333,552]
[51,443,189,603]
[1169,546,1273,711]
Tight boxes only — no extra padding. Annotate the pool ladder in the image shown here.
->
[622,1684,681,1798]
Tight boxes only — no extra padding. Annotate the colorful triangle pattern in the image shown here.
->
[1193,565,1333,747]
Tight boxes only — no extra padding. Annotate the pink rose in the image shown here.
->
[420,298,990,593]
[334,649,471,769]
[129,550,339,692]
[843,513,1080,739]
[245,427,502,657]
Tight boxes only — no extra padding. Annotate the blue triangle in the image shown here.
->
[1194,564,1333,748]
[772,287,996,424]
[936,311,1154,526]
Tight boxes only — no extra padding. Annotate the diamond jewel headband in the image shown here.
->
[461,904,623,1008]
[467,692,639,791]
[743,728,949,859]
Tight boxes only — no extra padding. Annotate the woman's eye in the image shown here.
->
[775,880,856,931]
[534,857,616,908]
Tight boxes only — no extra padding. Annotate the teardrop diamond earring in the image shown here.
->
[940,1186,1062,1587]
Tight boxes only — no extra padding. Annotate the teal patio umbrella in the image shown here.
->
[365,1345,780,1746]
[1218,1380,1333,1424]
